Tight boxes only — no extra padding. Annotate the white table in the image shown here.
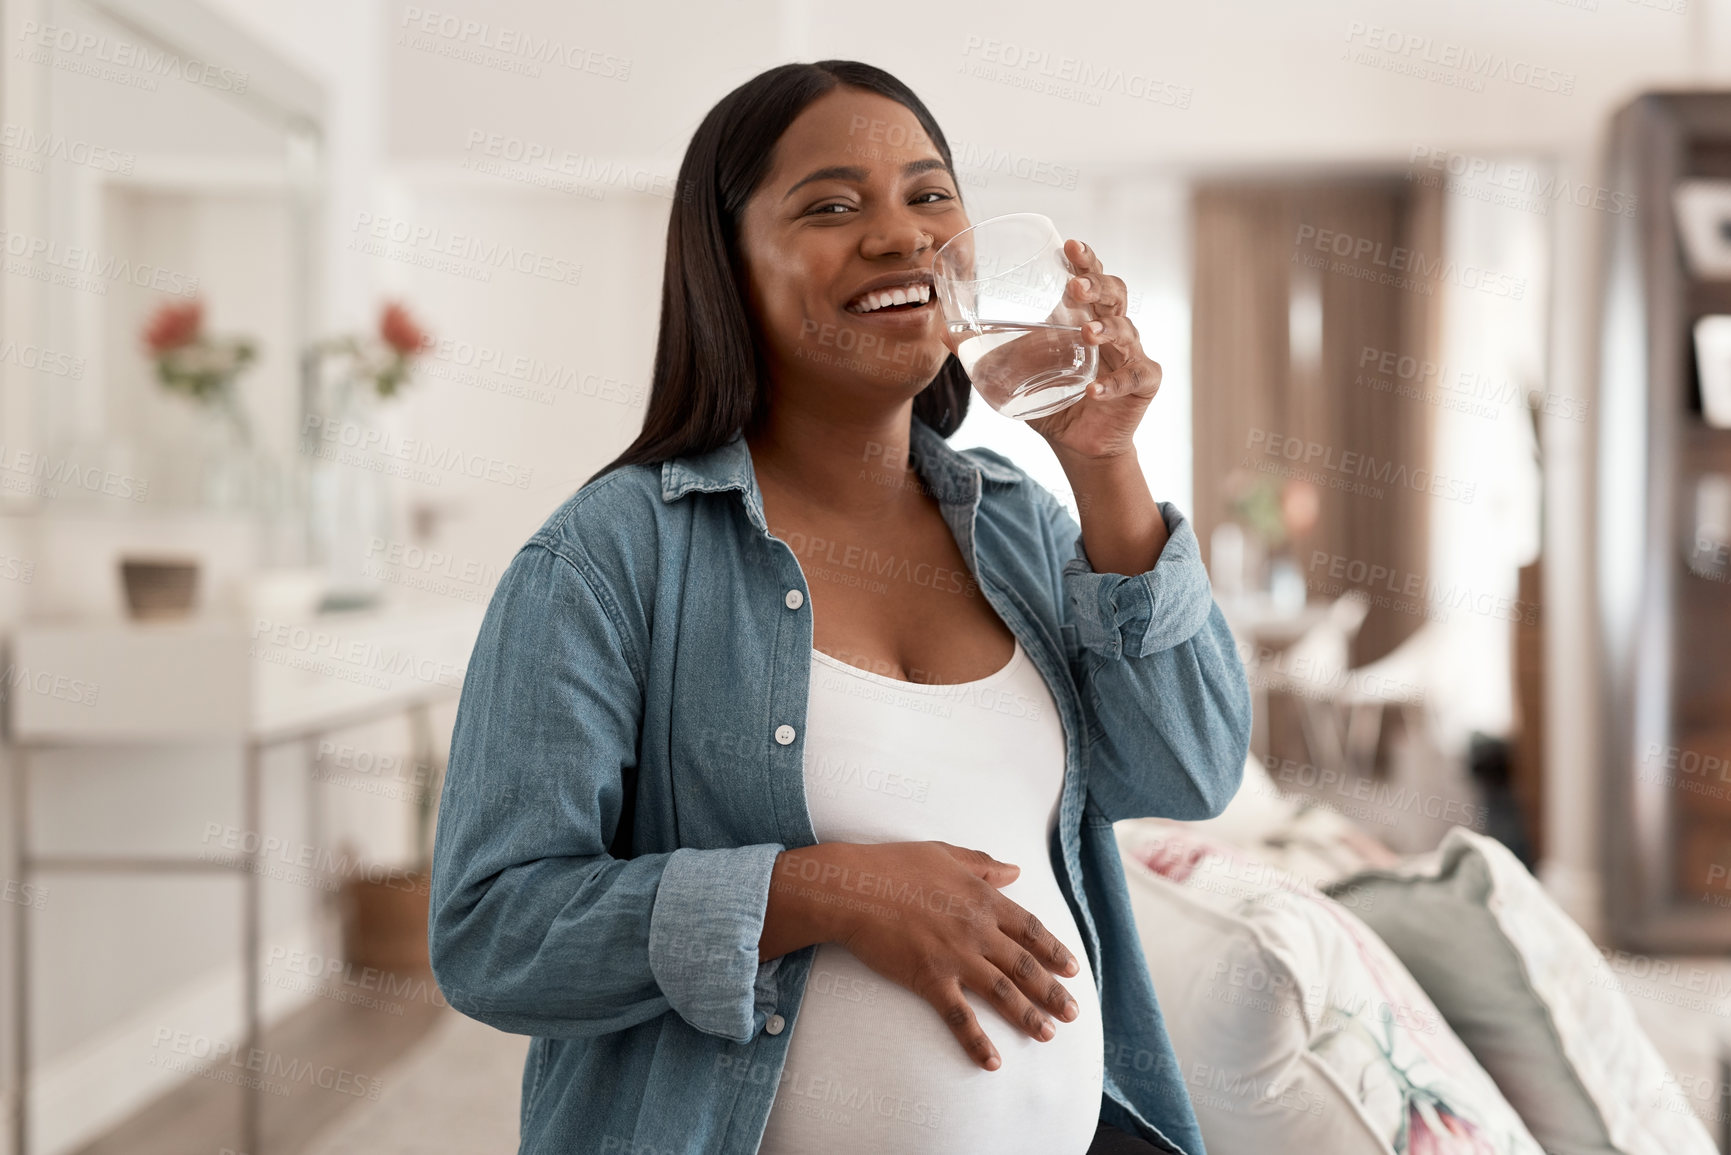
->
[1218,594,1334,762]
[4,603,482,1155]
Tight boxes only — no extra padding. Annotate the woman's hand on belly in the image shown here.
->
[820,840,1085,1073]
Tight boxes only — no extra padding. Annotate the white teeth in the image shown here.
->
[849,283,931,313]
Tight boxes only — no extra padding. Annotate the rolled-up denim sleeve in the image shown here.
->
[1046,494,1253,823]
[429,540,785,1044]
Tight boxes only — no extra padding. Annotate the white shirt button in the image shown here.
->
[774,724,795,745]
[765,1013,785,1035]
[784,589,804,610]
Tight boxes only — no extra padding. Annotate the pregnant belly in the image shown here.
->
[755,874,1105,1155]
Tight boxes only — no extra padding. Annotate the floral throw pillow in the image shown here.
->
[1115,821,1547,1155]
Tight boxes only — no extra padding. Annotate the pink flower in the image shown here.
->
[1281,479,1321,538]
[143,300,203,354]
[1138,838,1211,884]
[1407,1099,1494,1155]
[379,302,430,356]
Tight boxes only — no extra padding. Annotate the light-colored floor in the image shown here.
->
[288,968,1731,1154]
[1619,957,1731,1148]
[300,1008,530,1154]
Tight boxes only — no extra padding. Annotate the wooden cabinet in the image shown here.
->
[1598,92,1731,950]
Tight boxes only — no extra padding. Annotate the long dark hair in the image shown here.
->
[588,61,971,483]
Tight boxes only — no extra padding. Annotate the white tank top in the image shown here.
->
[756,637,1105,1155]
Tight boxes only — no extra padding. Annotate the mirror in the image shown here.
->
[4,0,322,562]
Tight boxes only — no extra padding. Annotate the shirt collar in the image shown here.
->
[658,413,1021,511]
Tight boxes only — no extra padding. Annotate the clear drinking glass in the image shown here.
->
[933,213,1097,420]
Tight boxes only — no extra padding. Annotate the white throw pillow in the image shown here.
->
[1180,755,1402,890]
[1323,826,1715,1155]
[1116,821,1548,1155]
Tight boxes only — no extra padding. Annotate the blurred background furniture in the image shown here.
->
[1217,592,1337,761]
[1597,92,1731,952]
[4,606,476,1155]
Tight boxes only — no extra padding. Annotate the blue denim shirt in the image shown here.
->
[429,413,1252,1155]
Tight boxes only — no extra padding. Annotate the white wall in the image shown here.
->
[362,0,1731,932]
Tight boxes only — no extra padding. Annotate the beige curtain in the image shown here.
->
[1191,176,1444,666]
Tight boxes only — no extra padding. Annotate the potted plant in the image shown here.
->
[335,709,448,977]
[1222,470,1321,611]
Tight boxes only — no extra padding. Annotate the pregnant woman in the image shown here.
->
[428,60,1252,1155]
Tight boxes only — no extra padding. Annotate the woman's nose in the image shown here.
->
[860,215,933,260]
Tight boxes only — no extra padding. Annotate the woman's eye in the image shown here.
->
[807,202,852,215]
[913,190,954,204]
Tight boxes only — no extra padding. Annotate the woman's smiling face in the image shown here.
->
[736,86,968,405]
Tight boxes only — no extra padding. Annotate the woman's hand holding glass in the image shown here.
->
[1023,238,1165,461]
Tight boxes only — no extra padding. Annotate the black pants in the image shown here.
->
[1084,1120,1167,1154]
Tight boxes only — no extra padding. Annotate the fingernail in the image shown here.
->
[1087,321,1104,335]
[1064,1000,1079,1020]
[1076,277,1091,293]
[1039,1021,1055,1040]
[986,1054,1001,1071]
